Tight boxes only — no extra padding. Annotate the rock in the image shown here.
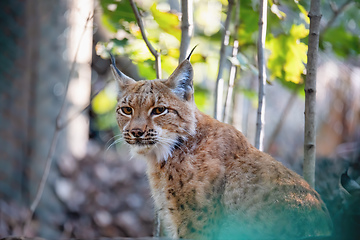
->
[94,210,112,227]
[115,211,141,237]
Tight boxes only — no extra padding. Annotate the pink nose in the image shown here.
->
[130,128,144,138]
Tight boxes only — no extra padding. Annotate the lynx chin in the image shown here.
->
[111,51,332,239]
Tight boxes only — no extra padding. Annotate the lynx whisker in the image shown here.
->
[106,134,124,151]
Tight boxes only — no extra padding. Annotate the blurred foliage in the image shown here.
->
[92,82,118,131]
[322,26,360,58]
[150,3,181,40]
[319,0,360,58]
[267,24,308,85]
[94,0,359,131]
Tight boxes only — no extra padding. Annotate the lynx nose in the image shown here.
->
[130,128,144,138]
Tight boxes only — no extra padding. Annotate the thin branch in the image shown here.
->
[58,89,102,129]
[129,0,161,78]
[56,12,94,129]
[321,0,353,34]
[254,0,268,151]
[224,0,240,124]
[304,0,322,188]
[214,0,234,121]
[265,87,299,153]
[23,11,94,234]
[179,0,194,62]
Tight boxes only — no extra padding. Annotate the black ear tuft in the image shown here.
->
[109,53,136,89]
[186,45,198,61]
[110,53,124,77]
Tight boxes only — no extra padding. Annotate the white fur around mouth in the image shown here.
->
[127,137,179,163]
[129,144,154,156]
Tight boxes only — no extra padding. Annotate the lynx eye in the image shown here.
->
[151,107,167,115]
[120,107,132,115]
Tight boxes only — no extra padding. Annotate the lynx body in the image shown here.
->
[112,56,332,239]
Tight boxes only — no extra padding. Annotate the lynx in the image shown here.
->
[111,52,332,239]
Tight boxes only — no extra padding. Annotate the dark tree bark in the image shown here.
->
[304,0,321,188]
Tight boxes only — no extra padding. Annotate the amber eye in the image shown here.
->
[151,107,166,115]
[121,107,132,115]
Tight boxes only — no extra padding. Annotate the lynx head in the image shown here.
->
[111,53,197,162]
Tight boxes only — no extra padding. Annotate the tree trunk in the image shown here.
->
[179,0,193,62]
[255,0,268,151]
[214,0,234,121]
[224,0,240,124]
[304,0,321,188]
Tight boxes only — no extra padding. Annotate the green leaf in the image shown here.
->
[194,85,211,112]
[137,60,157,79]
[150,3,181,41]
[297,4,309,24]
[161,55,178,76]
[95,112,118,130]
[321,26,360,58]
[100,0,136,33]
[238,7,259,46]
[239,88,258,100]
[101,14,118,33]
[267,24,308,85]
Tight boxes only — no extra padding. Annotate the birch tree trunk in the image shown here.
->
[224,0,240,124]
[179,0,193,62]
[254,0,268,151]
[304,0,321,189]
[214,0,234,121]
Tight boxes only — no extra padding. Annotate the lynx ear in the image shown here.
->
[164,46,197,101]
[164,60,193,101]
[110,54,135,89]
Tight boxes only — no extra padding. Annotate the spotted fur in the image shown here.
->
[112,58,332,239]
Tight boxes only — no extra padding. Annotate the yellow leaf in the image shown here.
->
[297,4,310,24]
[150,3,181,41]
[290,24,308,39]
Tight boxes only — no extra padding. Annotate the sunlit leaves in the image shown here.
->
[267,24,308,85]
[195,0,222,36]
[100,0,136,33]
[95,38,128,59]
[237,1,258,47]
[137,60,157,79]
[95,0,359,130]
[150,3,181,41]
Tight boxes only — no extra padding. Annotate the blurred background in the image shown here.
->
[0,0,359,238]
